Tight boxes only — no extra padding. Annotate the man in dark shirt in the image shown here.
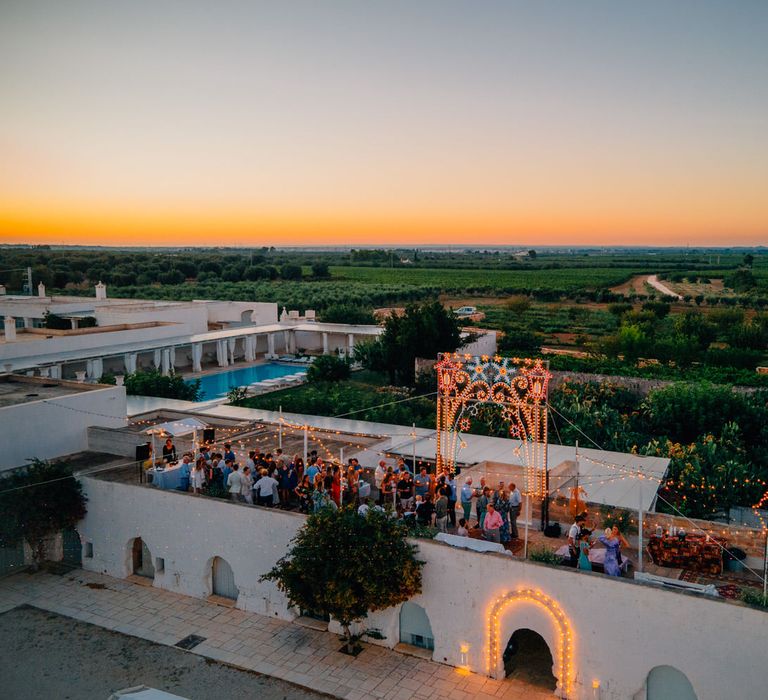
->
[397,471,414,511]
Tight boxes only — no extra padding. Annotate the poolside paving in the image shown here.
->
[0,568,555,700]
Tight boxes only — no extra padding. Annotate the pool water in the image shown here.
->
[193,363,306,400]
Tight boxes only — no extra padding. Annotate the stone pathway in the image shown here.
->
[0,569,554,700]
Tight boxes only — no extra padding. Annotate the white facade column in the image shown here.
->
[124,352,137,374]
[244,335,256,362]
[228,337,236,364]
[161,348,171,376]
[216,340,228,367]
[191,343,203,372]
[348,333,354,355]
[153,349,162,369]
[267,333,276,358]
[289,330,297,354]
[70,318,79,330]
[3,316,17,341]
[23,317,32,329]
[322,332,329,354]
[169,346,176,371]
[283,330,290,354]
[50,364,62,379]
[86,357,103,381]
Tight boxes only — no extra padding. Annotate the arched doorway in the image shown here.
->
[62,528,82,567]
[211,557,238,600]
[131,538,154,579]
[647,666,698,700]
[503,628,557,691]
[399,602,434,651]
[487,588,573,697]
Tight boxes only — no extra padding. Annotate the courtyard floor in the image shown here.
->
[0,569,555,700]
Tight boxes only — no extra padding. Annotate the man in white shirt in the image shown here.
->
[253,470,278,507]
[374,460,387,504]
[568,513,587,566]
[509,483,522,539]
[226,465,243,502]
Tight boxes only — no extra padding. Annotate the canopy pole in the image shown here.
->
[278,406,283,449]
[524,493,530,559]
[303,425,308,466]
[763,532,767,598]
[638,483,644,573]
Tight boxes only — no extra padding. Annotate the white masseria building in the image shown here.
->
[0,283,386,379]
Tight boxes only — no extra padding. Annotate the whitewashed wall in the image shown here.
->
[459,330,498,357]
[0,386,127,470]
[78,477,768,700]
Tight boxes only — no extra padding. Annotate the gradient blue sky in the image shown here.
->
[1,1,766,245]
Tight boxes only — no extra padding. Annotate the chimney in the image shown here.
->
[38,282,46,297]
[3,316,17,341]
[95,281,107,300]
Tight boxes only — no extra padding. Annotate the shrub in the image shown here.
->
[124,369,202,401]
[306,355,352,383]
[528,546,562,566]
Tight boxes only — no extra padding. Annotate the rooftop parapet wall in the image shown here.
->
[78,475,768,700]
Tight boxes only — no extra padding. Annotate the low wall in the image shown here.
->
[0,386,127,471]
[78,477,768,700]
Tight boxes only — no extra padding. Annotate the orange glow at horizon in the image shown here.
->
[1,204,765,248]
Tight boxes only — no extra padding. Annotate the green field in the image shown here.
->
[328,265,638,295]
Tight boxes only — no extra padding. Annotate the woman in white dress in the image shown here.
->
[241,465,254,504]
[190,460,205,494]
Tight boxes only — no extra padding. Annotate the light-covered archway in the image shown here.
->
[647,665,698,700]
[487,589,573,697]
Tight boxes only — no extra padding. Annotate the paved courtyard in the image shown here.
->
[0,569,554,700]
[0,605,328,700]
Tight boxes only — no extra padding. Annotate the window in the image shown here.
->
[85,542,94,558]
[155,557,165,573]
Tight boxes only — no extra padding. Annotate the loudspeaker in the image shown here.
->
[544,523,562,538]
[135,443,151,462]
[202,428,215,444]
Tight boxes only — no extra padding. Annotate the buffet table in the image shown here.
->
[647,534,726,575]
[147,462,189,490]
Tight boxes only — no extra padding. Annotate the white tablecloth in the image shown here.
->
[147,462,188,490]
[435,532,508,554]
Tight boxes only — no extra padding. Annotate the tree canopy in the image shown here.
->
[261,506,424,650]
[359,301,463,385]
[0,460,87,565]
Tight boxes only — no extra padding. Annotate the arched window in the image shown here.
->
[131,538,154,579]
[647,665,698,700]
[211,556,238,600]
[399,602,434,650]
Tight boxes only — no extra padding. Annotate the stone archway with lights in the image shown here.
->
[486,589,574,698]
[435,353,551,496]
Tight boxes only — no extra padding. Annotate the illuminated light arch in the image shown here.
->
[486,588,574,698]
[435,353,551,496]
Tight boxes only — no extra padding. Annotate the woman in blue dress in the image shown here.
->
[577,529,593,571]
[598,526,629,576]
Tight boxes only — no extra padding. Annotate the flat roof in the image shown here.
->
[0,374,108,409]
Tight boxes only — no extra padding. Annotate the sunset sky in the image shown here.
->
[1,1,766,247]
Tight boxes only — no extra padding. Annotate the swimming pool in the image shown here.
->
[193,363,306,401]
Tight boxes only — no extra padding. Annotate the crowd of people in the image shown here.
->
[567,512,630,577]
[150,439,527,545]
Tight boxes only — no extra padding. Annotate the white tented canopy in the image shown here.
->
[144,417,208,437]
